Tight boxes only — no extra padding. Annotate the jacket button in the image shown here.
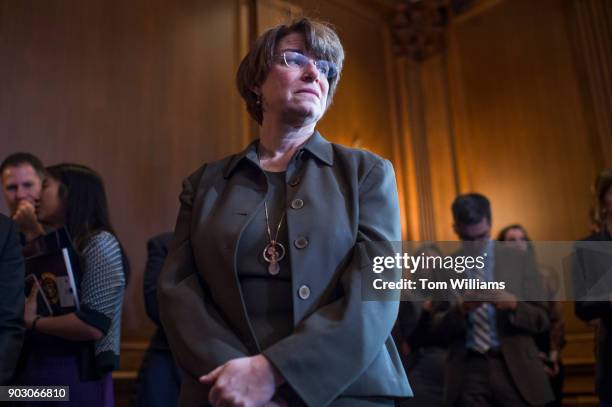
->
[294,237,309,249]
[298,285,310,300]
[291,198,304,209]
[289,176,301,187]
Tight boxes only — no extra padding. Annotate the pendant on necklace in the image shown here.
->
[268,261,280,275]
[263,241,285,275]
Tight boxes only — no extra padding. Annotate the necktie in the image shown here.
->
[471,262,491,353]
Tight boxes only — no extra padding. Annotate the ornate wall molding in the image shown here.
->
[390,0,448,61]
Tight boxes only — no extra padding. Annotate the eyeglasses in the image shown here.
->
[276,51,338,79]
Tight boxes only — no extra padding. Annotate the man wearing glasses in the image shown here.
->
[438,193,553,407]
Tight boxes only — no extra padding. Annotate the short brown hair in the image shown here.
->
[236,18,345,125]
[0,152,45,181]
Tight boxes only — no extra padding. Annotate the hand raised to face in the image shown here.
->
[13,200,44,241]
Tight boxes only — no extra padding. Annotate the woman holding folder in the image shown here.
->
[17,164,128,407]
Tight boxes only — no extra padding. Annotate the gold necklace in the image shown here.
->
[258,145,286,275]
[262,201,285,275]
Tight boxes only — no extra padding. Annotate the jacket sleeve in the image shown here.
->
[505,301,550,334]
[572,241,612,321]
[430,302,467,342]
[0,218,25,385]
[158,166,249,380]
[143,234,171,327]
[262,159,403,407]
[504,253,550,334]
[397,300,423,339]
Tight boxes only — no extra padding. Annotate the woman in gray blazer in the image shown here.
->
[158,17,411,407]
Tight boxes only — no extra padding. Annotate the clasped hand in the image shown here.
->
[200,355,286,407]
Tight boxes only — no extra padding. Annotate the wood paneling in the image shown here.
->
[395,0,600,241]
[447,0,597,241]
[0,0,249,340]
[565,0,612,169]
[419,54,459,241]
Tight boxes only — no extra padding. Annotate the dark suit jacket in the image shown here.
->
[158,132,412,407]
[574,231,612,403]
[144,232,174,350]
[136,232,181,407]
[0,214,25,384]
[437,245,553,406]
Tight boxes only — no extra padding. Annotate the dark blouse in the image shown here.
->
[236,170,293,350]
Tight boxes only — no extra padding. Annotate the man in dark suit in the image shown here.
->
[0,213,26,384]
[574,229,612,406]
[0,153,46,242]
[439,193,553,407]
[136,233,181,407]
[135,232,182,407]
[573,169,612,407]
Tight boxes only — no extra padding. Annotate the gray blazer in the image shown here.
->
[437,246,554,406]
[158,132,412,407]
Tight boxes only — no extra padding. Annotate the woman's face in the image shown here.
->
[503,228,528,252]
[257,32,330,126]
[37,175,65,227]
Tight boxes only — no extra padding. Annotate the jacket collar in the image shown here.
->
[223,130,334,178]
[302,131,334,166]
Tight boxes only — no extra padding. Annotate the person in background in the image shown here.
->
[437,193,553,407]
[158,17,411,407]
[574,169,612,407]
[16,164,128,407]
[134,232,182,407]
[0,214,25,384]
[0,153,46,242]
[396,244,450,407]
[498,224,566,407]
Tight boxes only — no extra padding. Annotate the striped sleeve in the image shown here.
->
[74,231,125,335]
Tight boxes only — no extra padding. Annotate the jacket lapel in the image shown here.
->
[193,145,267,351]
